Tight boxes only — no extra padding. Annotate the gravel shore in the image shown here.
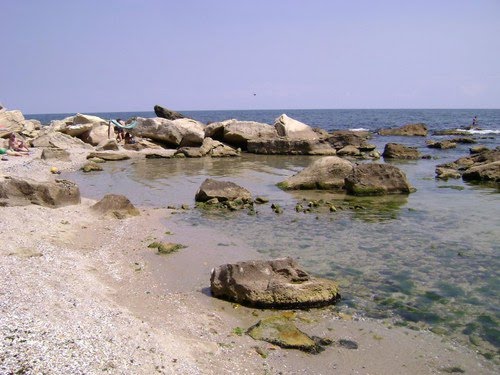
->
[1,149,498,374]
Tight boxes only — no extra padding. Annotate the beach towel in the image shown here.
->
[110,119,138,130]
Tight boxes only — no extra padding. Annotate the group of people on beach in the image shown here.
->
[113,119,136,144]
[0,133,30,160]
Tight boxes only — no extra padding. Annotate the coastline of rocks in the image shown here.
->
[1,105,499,374]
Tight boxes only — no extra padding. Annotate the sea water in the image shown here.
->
[31,109,500,359]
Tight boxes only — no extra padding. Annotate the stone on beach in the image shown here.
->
[210,257,340,308]
[0,176,81,207]
[90,194,140,218]
[247,315,324,353]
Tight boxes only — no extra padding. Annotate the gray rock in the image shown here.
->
[154,105,185,120]
[41,148,71,161]
[274,114,318,140]
[132,117,204,147]
[345,163,414,195]
[0,176,80,207]
[31,132,93,150]
[195,178,252,203]
[210,257,340,309]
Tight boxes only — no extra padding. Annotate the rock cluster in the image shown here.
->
[278,156,414,196]
[436,147,500,182]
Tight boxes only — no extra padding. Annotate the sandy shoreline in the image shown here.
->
[1,150,498,374]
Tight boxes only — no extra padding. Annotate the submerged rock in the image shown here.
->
[210,257,340,309]
[379,123,428,136]
[247,315,324,353]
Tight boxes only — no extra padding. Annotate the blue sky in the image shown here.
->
[1,0,499,113]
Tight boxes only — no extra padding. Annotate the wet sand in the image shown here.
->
[1,149,498,374]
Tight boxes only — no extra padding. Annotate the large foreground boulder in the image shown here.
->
[379,123,428,136]
[0,176,81,207]
[31,132,93,150]
[278,156,353,190]
[91,194,140,219]
[210,257,340,309]
[195,178,252,203]
[345,163,414,195]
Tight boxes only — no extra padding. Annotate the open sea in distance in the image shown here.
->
[28,108,500,361]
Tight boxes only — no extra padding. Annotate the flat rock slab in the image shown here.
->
[87,152,130,161]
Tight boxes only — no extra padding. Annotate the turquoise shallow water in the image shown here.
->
[61,109,499,360]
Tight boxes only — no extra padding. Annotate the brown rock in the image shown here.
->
[210,257,340,309]
[0,176,80,207]
[345,163,414,195]
[91,194,140,218]
[383,143,421,159]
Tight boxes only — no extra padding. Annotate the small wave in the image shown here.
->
[349,128,369,132]
[456,128,500,135]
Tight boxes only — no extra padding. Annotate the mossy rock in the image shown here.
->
[148,241,186,254]
[81,162,103,172]
[247,315,321,353]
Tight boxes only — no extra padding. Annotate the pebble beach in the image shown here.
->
[0,145,498,374]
